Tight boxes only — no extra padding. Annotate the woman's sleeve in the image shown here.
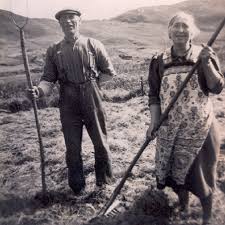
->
[199,53,224,94]
[148,54,162,106]
[209,54,224,94]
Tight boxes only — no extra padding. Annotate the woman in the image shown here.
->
[147,12,224,225]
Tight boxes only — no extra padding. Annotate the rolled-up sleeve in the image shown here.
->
[38,46,58,96]
[148,55,162,106]
[209,71,225,94]
[93,40,116,77]
[40,46,58,83]
[38,80,54,96]
[199,53,224,94]
[209,54,224,94]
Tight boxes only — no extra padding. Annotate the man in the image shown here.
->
[30,8,116,194]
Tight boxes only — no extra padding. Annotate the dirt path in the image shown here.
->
[0,96,225,225]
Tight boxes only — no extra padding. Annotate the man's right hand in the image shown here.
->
[26,86,40,100]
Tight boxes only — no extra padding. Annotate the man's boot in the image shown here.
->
[68,169,86,195]
[200,193,213,225]
[95,160,113,187]
[177,189,189,212]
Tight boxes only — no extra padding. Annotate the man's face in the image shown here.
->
[169,19,192,45]
[59,14,81,37]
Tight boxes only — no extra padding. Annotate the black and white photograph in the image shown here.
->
[0,0,225,224]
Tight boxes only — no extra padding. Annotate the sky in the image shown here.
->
[0,0,187,20]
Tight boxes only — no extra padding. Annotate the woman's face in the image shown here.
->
[169,19,192,45]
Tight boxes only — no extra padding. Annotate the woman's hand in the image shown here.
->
[198,44,224,93]
[146,122,157,139]
[199,44,215,66]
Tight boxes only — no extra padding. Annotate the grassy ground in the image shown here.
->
[0,56,225,225]
[0,93,225,225]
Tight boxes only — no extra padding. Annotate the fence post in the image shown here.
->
[140,76,145,96]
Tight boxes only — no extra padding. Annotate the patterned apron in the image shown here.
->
[155,47,213,185]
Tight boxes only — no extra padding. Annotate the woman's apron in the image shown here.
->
[155,46,213,186]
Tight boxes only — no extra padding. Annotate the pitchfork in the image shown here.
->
[10,12,47,201]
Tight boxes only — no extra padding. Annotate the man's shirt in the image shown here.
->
[39,35,116,95]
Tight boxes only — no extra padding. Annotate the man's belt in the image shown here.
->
[59,79,96,88]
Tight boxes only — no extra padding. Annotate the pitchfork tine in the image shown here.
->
[10,12,28,29]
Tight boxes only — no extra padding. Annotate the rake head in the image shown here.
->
[103,200,123,217]
[88,200,129,223]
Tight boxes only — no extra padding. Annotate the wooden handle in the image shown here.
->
[19,28,47,196]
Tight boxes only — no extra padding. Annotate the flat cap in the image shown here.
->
[55,9,81,20]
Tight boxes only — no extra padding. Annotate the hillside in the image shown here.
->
[0,9,61,41]
[0,0,225,68]
[114,0,225,30]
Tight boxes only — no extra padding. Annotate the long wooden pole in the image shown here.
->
[98,17,225,217]
[19,27,47,197]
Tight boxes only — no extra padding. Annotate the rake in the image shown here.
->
[94,16,225,220]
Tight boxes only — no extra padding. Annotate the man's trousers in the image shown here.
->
[59,80,112,193]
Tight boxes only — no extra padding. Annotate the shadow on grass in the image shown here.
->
[0,190,90,218]
[0,194,41,218]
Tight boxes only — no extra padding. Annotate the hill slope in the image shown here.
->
[0,0,224,73]
[0,10,61,41]
[1,0,225,42]
[114,0,225,30]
